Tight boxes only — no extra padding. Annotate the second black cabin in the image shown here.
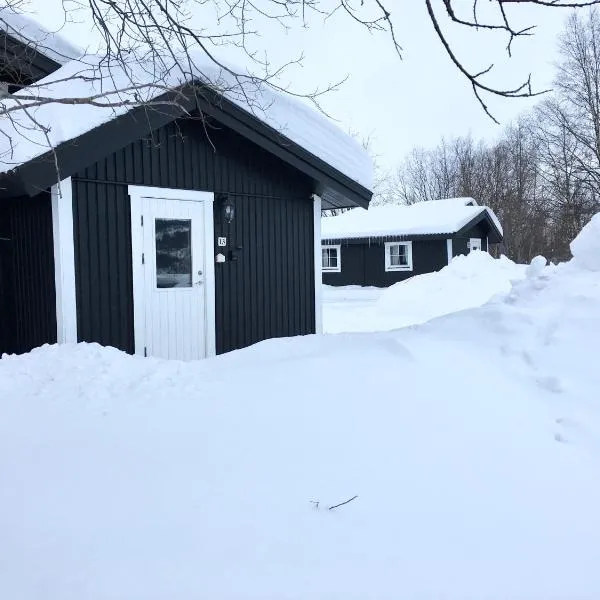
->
[321,198,503,287]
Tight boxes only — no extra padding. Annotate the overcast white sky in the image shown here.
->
[26,0,570,173]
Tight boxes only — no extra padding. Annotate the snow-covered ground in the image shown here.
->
[324,251,527,333]
[2,218,600,599]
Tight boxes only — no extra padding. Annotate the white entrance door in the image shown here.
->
[469,238,482,252]
[130,187,215,361]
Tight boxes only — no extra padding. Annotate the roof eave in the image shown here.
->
[3,91,194,198]
[0,30,63,81]
[321,232,455,243]
[0,83,372,209]
[456,210,503,243]
[193,87,372,208]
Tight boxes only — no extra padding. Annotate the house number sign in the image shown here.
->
[217,237,227,247]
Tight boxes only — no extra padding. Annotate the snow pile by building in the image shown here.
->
[2,219,600,599]
[325,250,526,333]
[377,251,526,320]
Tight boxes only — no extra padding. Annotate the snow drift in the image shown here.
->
[377,250,525,319]
[325,250,526,333]
[2,219,600,599]
[570,212,600,272]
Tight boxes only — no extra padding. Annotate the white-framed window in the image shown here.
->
[322,244,341,272]
[385,241,413,272]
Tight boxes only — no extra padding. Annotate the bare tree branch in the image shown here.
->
[1,0,600,170]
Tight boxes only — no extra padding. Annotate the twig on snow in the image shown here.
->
[328,495,358,510]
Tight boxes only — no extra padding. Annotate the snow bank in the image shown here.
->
[570,213,600,272]
[378,251,523,314]
[321,197,502,239]
[2,225,600,598]
[325,251,526,333]
[0,52,372,189]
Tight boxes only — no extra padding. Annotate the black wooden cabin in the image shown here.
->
[322,199,502,288]
[0,23,372,359]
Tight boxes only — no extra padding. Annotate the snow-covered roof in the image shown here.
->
[0,52,372,190]
[321,197,503,240]
[0,9,82,65]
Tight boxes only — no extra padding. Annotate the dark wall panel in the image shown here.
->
[72,117,315,355]
[322,244,365,287]
[0,193,56,355]
[0,237,16,354]
[323,238,448,288]
[214,195,314,354]
[72,181,134,353]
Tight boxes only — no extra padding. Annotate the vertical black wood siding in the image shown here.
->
[0,193,56,355]
[323,238,448,288]
[213,194,314,354]
[72,117,315,355]
[72,181,134,353]
[0,236,15,354]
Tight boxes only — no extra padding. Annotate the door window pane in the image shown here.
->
[155,219,192,288]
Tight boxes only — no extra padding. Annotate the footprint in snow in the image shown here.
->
[554,417,583,445]
[378,337,413,360]
[537,375,564,394]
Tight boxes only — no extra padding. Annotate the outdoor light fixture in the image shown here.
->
[222,197,235,223]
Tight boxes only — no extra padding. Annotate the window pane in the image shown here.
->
[330,248,338,268]
[322,247,338,269]
[390,244,407,266]
[155,219,192,288]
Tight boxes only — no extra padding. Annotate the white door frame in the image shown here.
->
[129,185,216,359]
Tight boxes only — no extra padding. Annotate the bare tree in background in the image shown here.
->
[380,121,549,262]
[491,118,548,261]
[551,10,600,189]
[377,6,600,263]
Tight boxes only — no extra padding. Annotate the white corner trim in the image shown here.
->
[447,239,453,265]
[384,240,413,272]
[313,195,323,334]
[128,185,216,359]
[51,178,77,344]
